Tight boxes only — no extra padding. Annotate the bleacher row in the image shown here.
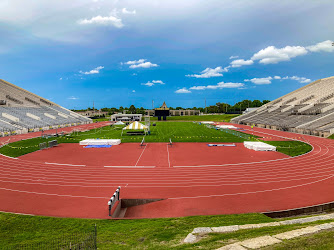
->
[0,79,92,136]
[231,76,334,137]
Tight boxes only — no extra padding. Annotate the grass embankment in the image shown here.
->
[328,134,334,139]
[1,212,334,249]
[264,141,312,157]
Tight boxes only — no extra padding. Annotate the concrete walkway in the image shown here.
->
[183,212,334,245]
[216,222,334,249]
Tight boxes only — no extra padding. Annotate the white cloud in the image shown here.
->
[78,15,124,28]
[142,82,154,87]
[189,86,206,90]
[129,61,158,69]
[237,40,334,66]
[141,80,165,86]
[175,87,191,93]
[152,80,165,84]
[186,66,228,78]
[283,76,311,83]
[80,66,104,75]
[245,75,311,84]
[190,82,244,90]
[132,90,136,93]
[245,77,272,85]
[251,45,308,64]
[59,77,63,80]
[122,8,136,15]
[229,55,239,59]
[124,59,158,68]
[307,40,334,53]
[230,59,254,68]
[68,96,79,100]
[125,59,146,65]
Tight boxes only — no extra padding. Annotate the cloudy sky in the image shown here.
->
[0,0,333,109]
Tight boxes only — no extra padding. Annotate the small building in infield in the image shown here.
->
[110,113,142,122]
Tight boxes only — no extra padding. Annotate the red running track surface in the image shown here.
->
[0,122,334,219]
[18,143,288,168]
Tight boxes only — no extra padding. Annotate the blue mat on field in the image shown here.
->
[207,144,236,147]
[84,145,112,148]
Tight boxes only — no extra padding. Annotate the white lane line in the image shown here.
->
[45,162,86,167]
[0,174,329,188]
[167,144,171,168]
[135,143,147,167]
[0,153,18,159]
[168,174,334,200]
[104,166,155,168]
[0,186,108,199]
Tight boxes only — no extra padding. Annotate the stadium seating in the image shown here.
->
[231,76,334,137]
[0,79,92,136]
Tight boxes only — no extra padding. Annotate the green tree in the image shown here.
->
[252,100,262,107]
[129,105,136,114]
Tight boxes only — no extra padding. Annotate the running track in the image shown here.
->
[0,122,334,219]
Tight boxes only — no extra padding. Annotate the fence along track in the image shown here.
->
[4,225,97,250]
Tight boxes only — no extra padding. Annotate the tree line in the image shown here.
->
[72,99,270,116]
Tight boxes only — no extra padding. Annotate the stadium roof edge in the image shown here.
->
[260,76,334,108]
[0,79,61,108]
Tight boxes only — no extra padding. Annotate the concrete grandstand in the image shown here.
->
[231,76,334,137]
[0,79,92,136]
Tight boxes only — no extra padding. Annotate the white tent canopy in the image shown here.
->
[122,121,148,136]
[122,121,148,130]
[114,121,125,125]
[216,125,237,129]
[80,139,121,146]
[244,141,276,151]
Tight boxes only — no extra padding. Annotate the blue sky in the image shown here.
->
[0,0,333,109]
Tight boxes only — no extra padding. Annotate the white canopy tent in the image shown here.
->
[122,121,148,135]
[216,125,237,129]
[114,121,125,125]
[244,141,276,151]
[200,121,215,124]
[80,139,121,146]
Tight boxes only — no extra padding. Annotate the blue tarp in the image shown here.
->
[84,145,112,148]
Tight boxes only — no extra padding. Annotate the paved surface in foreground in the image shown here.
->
[0,122,334,219]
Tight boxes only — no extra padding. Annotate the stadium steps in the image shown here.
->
[232,76,334,136]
